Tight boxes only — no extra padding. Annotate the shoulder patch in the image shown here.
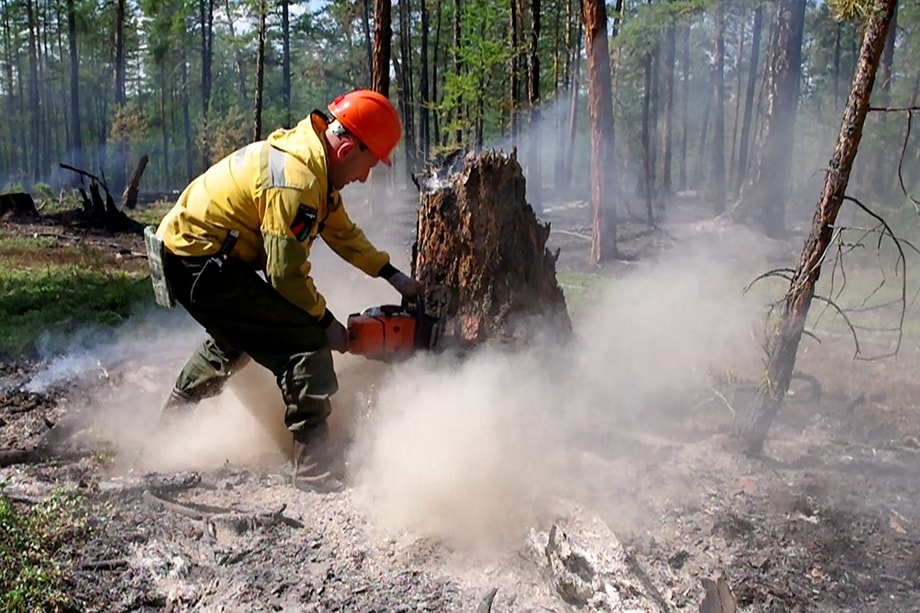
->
[290,204,318,242]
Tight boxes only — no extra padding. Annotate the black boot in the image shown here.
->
[158,388,197,426]
[292,422,345,493]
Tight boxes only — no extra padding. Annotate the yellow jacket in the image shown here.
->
[157,111,392,321]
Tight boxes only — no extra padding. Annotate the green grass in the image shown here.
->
[0,491,88,613]
[0,265,153,357]
[557,271,610,316]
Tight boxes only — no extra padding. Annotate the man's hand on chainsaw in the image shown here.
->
[387,271,424,300]
[325,319,348,353]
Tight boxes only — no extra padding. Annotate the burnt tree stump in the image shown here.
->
[0,192,38,220]
[413,150,570,349]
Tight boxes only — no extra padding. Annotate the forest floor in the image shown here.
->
[2,183,920,612]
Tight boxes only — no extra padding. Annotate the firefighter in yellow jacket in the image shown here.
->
[154,90,421,493]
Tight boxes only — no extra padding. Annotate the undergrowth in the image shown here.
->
[0,490,89,613]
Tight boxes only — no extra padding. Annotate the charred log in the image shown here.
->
[413,150,570,350]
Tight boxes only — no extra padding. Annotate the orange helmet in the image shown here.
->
[328,90,402,167]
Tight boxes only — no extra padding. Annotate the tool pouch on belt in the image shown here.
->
[144,225,175,309]
[189,229,240,304]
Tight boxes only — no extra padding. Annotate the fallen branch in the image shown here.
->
[142,489,299,537]
[79,558,128,571]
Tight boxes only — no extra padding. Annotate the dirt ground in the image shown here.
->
[2,185,920,612]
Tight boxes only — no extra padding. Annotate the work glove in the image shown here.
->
[325,318,348,353]
[387,271,425,300]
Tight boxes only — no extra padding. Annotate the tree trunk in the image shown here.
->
[734,5,763,194]
[26,0,40,182]
[452,0,463,146]
[728,21,745,195]
[253,0,266,141]
[642,49,653,220]
[738,0,898,455]
[113,0,127,192]
[661,12,675,198]
[370,0,394,213]
[510,0,521,145]
[582,0,617,262]
[224,0,246,101]
[182,53,192,182]
[200,0,214,169]
[362,0,373,88]
[414,150,571,348]
[528,0,542,213]
[736,0,805,237]
[432,0,442,148]
[869,0,897,196]
[420,0,431,161]
[678,24,689,191]
[66,0,82,172]
[397,0,416,180]
[712,5,726,214]
[121,155,149,210]
[562,15,581,192]
[282,0,292,126]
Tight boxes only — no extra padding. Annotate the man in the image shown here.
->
[153,89,422,493]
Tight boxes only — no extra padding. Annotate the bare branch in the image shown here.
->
[743,268,795,294]
[869,105,920,112]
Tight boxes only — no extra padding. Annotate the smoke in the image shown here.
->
[17,181,771,559]
[346,235,768,553]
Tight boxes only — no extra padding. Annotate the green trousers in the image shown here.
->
[164,252,336,430]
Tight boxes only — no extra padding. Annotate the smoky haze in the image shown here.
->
[21,176,777,559]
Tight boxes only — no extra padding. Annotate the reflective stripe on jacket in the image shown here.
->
[157,111,390,320]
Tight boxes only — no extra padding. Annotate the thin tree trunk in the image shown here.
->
[712,5,726,214]
[66,0,82,171]
[735,5,762,194]
[224,0,246,101]
[113,0,128,192]
[510,0,521,144]
[661,12,675,198]
[679,24,689,191]
[26,0,40,182]
[397,0,416,180]
[282,0,292,126]
[870,0,897,196]
[420,0,430,161]
[563,15,581,191]
[739,0,898,455]
[182,54,192,182]
[200,0,213,168]
[642,49,653,220]
[728,21,745,195]
[452,0,463,146]
[582,0,617,262]
[737,0,806,237]
[361,0,373,87]
[253,0,266,141]
[833,21,841,107]
[373,0,392,95]
[528,0,542,212]
[432,0,442,148]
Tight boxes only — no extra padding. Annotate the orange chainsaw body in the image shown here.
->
[346,300,438,362]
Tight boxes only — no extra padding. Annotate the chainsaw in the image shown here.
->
[346,296,440,362]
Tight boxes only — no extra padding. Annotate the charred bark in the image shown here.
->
[60,163,144,234]
[413,150,570,348]
[738,0,898,455]
[0,192,38,220]
[121,155,149,210]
